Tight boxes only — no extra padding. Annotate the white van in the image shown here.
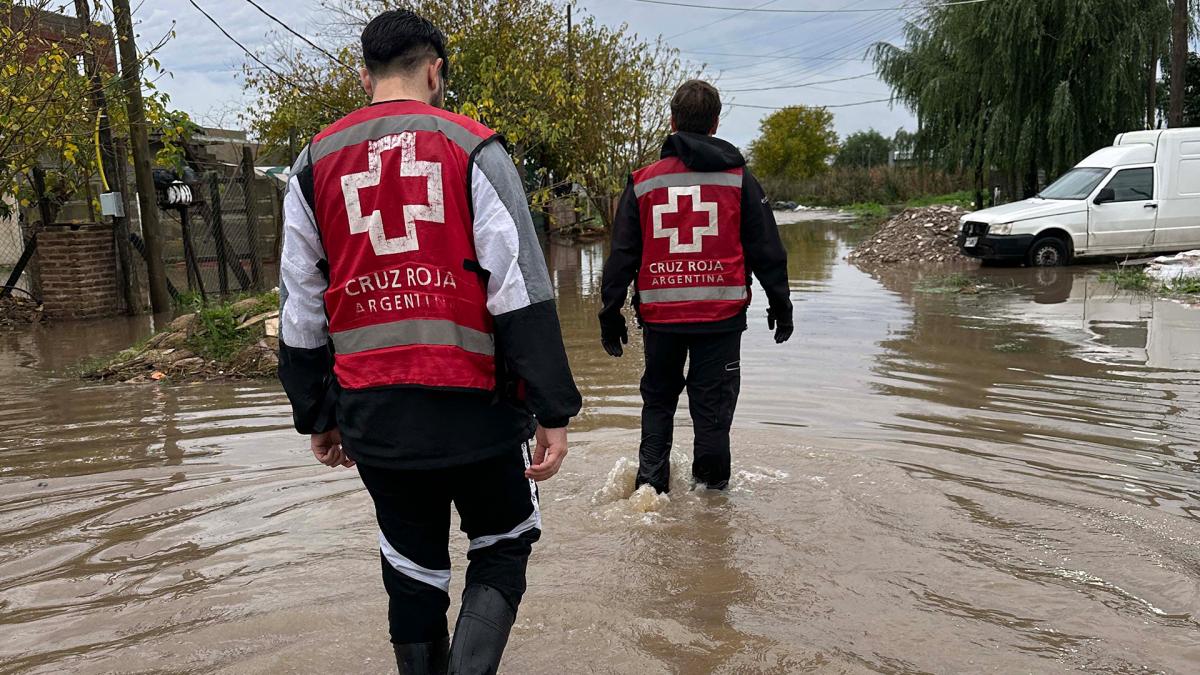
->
[959,128,1200,266]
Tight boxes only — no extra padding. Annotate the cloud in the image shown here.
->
[139,0,914,145]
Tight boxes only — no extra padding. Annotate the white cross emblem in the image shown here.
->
[652,185,718,254]
[341,131,444,256]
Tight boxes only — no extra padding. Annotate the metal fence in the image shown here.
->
[2,153,284,311]
[159,157,281,302]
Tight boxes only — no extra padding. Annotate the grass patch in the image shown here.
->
[842,202,889,220]
[1170,276,1200,295]
[1100,267,1200,297]
[186,293,278,361]
[1100,268,1158,292]
[916,273,980,294]
[904,190,976,209]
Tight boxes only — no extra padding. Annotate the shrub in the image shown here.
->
[759,166,972,207]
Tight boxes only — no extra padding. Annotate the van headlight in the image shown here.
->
[990,222,1014,235]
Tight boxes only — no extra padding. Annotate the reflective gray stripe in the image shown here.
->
[639,286,748,303]
[331,319,494,356]
[469,442,542,551]
[633,171,742,198]
[468,509,542,552]
[379,531,451,592]
[311,115,487,163]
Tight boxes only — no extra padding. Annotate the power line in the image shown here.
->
[667,0,778,40]
[723,72,874,93]
[727,96,894,110]
[628,0,988,12]
[186,0,344,115]
[240,0,358,75]
[711,7,904,85]
[688,0,873,51]
[685,50,866,61]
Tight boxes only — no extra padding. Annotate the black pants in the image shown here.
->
[356,444,541,644]
[637,329,742,493]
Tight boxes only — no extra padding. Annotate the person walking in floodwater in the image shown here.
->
[599,80,792,493]
[277,10,581,674]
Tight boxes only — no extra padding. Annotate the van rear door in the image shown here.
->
[1088,166,1158,251]
[1156,139,1200,250]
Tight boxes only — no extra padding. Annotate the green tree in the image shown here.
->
[874,0,1170,199]
[1,0,192,219]
[1159,52,1200,126]
[243,0,691,223]
[835,129,891,168]
[747,105,837,181]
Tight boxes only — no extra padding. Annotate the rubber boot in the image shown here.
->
[447,585,517,675]
[393,636,449,675]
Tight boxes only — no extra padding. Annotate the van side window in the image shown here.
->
[1103,168,1155,202]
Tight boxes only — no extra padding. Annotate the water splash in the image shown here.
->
[592,452,696,514]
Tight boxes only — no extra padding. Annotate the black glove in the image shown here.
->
[767,307,793,344]
[601,322,628,358]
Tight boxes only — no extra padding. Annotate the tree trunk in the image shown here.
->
[1148,34,1159,129]
[113,0,172,312]
[1169,0,1188,127]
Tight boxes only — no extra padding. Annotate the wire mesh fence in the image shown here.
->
[159,158,282,303]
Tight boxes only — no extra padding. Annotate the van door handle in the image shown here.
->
[1144,203,1158,209]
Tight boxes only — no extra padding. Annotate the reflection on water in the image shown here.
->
[1,218,1198,673]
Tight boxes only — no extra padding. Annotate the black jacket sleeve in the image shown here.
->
[278,344,340,434]
[494,301,581,429]
[598,177,642,335]
[471,140,581,429]
[740,169,792,320]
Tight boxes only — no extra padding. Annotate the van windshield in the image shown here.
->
[1038,167,1110,200]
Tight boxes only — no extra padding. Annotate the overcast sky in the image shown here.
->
[127,0,917,149]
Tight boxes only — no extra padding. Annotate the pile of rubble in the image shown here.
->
[0,296,44,329]
[848,205,974,266]
[85,296,279,383]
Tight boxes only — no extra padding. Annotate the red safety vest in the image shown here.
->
[632,156,749,324]
[310,100,496,391]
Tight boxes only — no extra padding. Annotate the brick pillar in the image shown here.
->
[38,224,120,319]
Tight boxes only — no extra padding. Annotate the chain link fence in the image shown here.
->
[2,150,284,315]
[159,156,282,303]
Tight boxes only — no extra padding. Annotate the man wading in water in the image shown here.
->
[599,80,792,493]
[278,10,581,674]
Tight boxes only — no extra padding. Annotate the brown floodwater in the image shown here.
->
[1,216,1198,674]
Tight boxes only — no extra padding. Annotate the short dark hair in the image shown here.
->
[671,80,721,134]
[361,10,448,80]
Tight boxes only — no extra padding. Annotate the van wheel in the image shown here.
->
[1027,236,1069,267]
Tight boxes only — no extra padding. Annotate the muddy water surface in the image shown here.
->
[1,216,1198,674]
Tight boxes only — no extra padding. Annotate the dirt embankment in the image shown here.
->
[0,296,45,328]
[848,206,974,266]
[84,296,280,383]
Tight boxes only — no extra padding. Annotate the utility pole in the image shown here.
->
[1169,0,1188,127]
[113,0,171,312]
[73,0,142,314]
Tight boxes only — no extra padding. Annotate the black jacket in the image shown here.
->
[599,132,792,335]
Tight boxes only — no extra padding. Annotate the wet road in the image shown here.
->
[1,216,1198,673]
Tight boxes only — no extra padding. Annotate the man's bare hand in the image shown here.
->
[311,428,354,468]
[526,425,567,482]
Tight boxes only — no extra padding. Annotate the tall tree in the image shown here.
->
[874,0,1170,198]
[747,106,838,181]
[1170,0,1189,127]
[1160,52,1200,126]
[835,129,891,169]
